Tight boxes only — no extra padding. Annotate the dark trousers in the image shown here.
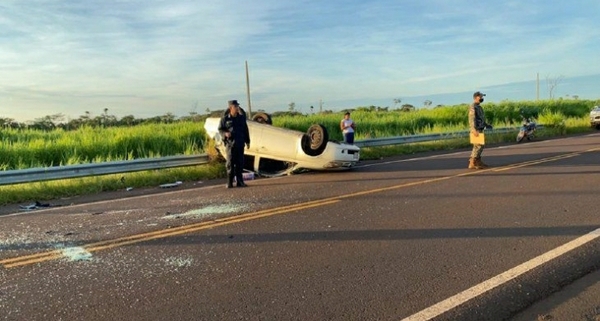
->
[344,132,355,144]
[226,145,245,185]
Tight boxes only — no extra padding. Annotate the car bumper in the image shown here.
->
[316,143,360,169]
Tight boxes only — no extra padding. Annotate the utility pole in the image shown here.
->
[245,60,252,119]
[319,99,323,113]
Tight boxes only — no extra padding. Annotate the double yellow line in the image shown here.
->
[492,153,580,172]
[2,148,598,269]
[1,199,339,268]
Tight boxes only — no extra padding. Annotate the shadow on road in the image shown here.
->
[139,225,600,245]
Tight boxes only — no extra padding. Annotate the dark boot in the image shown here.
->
[236,176,247,187]
[226,174,234,188]
[468,158,482,169]
[475,157,490,168]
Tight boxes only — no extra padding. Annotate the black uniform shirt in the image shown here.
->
[218,111,250,148]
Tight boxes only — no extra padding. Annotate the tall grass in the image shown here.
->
[276,99,598,141]
[0,123,206,170]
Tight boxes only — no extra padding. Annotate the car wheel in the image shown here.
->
[252,113,272,125]
[301,124,329,156]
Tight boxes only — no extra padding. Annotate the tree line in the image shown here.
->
[0,108,233,131]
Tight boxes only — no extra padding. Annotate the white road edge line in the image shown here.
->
[401,227,600,321]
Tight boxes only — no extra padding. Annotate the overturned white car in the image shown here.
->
[204,113,360,176]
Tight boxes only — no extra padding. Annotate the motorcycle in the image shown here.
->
[516,117,536,143]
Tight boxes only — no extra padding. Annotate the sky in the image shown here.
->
[2,0,600,122]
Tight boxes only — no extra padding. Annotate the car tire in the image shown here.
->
[301,124,329,156]
[252,113,272,125]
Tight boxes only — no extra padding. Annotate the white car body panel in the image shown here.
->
[204,117,360,176]
[590,106,600,128]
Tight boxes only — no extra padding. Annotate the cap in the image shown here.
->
[228,100,240,106]
[473,91,486,98]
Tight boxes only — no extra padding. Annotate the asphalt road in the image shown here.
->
[1,133,599,321]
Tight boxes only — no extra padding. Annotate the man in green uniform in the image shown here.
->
[468,91,492,169]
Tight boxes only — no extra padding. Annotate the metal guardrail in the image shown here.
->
[0,126,533,186]
[353,127,520,148]
[0,154,209,186]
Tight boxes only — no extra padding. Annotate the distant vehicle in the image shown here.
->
[204,112,360,177]
[516,117,537,143]
[590,106,600,130]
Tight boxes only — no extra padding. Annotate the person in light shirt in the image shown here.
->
[340,112,356,144]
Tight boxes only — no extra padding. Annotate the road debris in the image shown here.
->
[62,247,93,261]
[18,201,51,211]
[159,181,183,188]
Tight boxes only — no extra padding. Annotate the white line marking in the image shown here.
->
[401,227,600,321]
[355,151,466,168]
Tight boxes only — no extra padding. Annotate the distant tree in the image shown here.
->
[161,112,176,123]
[0,117,15,128]
[120,115,136,126]
[572,95,579,100]
[546,75,564,99]
[288,102,296,112]
[31,113,64,130]
[184,111,200,122]
[65,118,82,130]
[423,100,432,108]
[144,116,163,124]
[393,98,402,108]
[205,108,210,114]
[105,115,117,126]
[91,116,103,127]
[400,104,415,112]
[79,111,92,126]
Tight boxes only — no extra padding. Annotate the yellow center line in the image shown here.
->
[2,200,340,268]
[492,153,580,172]
[2,148,597,269]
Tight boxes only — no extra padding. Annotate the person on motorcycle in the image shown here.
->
[468,91,492,169]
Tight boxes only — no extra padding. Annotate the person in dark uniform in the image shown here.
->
[219,100,250,188]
